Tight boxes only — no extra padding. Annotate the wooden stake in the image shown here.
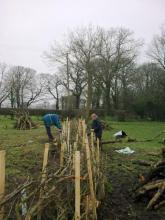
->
[0,150,5,220]
[41,143,49,182]
[85,138,97,219]
[60,142,65,167]
[73,142,77,151]
[25,215,31,220]
[96,138,100,164]
[82,120,86,147]
[62,121,66,139]
[75,151,80,220]
[91,130,94,149]
[78,119,82,138]
[76,133,79,144]
[96,138,100,190]
[37,143,49,220]
[90,130,95,161]
[67,120,70,152]
[66,117,69,140]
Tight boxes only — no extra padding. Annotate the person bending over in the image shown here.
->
[43,113,62,142]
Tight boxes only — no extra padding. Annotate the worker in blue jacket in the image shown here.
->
[43,113,62,141]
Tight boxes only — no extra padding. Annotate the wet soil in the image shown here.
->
[98,149,165,220]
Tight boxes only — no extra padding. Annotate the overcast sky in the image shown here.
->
[0,0,165,73]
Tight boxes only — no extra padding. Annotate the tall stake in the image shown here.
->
[60,142,65,167]
[85,137,97,219]
[41,143,49,182]
[75,151,80,220]
[96,138,100,165]
[37,143,49,220]
[0,150,5,220]
[82,120,86,147]
[67,120,71,152]
[91,130,95,159]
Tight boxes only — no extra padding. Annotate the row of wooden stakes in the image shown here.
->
[61,118,102,220]
[0,118,103,220]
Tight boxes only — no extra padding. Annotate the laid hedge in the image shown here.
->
[0,108,106,118]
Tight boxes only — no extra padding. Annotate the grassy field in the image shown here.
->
[103,119,165,157]
[101,119,165,220]
[0,115,165,219]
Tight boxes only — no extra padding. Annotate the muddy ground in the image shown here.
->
[98,149,165,220]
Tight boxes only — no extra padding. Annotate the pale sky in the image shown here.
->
[0,0,165,73]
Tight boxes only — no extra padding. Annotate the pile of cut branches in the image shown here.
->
[134,148,165,210]
[14,109,37,130]
[0,160,75,219]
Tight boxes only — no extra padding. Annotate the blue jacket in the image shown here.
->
[43,114,61,129]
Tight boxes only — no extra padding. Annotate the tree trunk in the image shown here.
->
[56,99,59,110]
[96,98,100,109]
[86,70,92,118]
[55,86,59,110]
[104,83,111,115]
[75,94,80,109]
[10,89,15,108]
[21,87,24,108]
[16,89,20,108]
[121,75,128,110]
[113,76,119,110]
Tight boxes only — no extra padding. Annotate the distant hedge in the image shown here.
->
[0,108,105,118]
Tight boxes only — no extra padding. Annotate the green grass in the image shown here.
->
[103,120,165,150]
[0,115,165,183]
[0,116,57,180]
[102,120,165,174]
[0,115,165,218]
[101,120,165,218]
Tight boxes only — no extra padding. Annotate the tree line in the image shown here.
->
[0,25,165,119]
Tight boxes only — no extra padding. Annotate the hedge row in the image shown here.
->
[0,108,106,118]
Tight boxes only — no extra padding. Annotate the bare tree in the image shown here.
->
[0,63,10,107]
[25,74,45,107]
[45,26,141,115]
[41,73,61,109]
[68,26,101,116]
[45,26,101,116]
[6,66,43,108]
[148,25,165,70]
[58,61,87,108]
[96,28,141,113]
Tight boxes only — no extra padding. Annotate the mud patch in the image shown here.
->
[98,149,165,220]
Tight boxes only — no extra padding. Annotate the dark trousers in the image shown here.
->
[45,125,53,140]
[95,132,102,150]
[95,132,102,141]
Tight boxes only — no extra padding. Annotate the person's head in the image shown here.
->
[91,113,98,120]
